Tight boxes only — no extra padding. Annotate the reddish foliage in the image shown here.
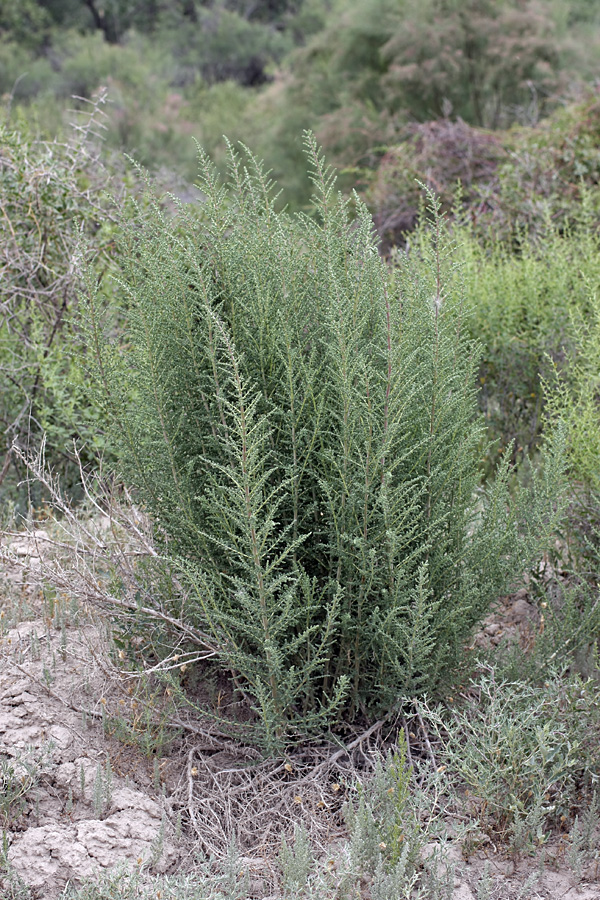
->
[370,118,505,250]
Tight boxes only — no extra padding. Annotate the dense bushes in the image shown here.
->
[444,221,600,466]
[228,0,595,207]
[543,286,600,569]
[0,98,121,505]
[84,140,565,744]
[3,0,600,212]
[369,95,600,250]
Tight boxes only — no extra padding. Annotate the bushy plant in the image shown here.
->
[343,739,421,876]
[0,0,50,49]
[492,95,600,238]
[426,670,600,853]
[243,0,576,208]
[0,744,53,826]
[544,284,600,566]
[545,288,600,496]
[485,579,600,685]
[369,119,505,252]
[367,94,600,256]
[0,98,122,508]
[84,138,564,744]
[393,217,600,471]
[159,5,293,87]
[49,30,168,102]
[381,0,561,127]
[0,38,57,101]
[459,222,600,466]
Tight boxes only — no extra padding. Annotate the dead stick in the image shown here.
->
[304,718,385,780]
[416,709,437,770]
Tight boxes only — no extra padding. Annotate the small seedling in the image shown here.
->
[91,760,112,817]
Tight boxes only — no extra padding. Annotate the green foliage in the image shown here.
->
[0,744,53,826]
[0,0,51,49]
[244,0,573,206]
[544,285,600,567]
[3,0,600,216]
[545,287,600,496]
[85,139,565,744]
[487,580,600,685]
[49,29,168,101]
[566,791,600,882]
[381,0,560,127]
[427,670,600,852]
[33,0,315,44]
[58,865,250,900]
[395,216,600,471]
[279,825,314,895]
[0,3,306,187]
[275,746,460,899]
[344,740,419,874]
[159,4,293,87]
[0,40,56,101]
[0,103,121,507]
[459,224,599,465]
[492,96,600,237]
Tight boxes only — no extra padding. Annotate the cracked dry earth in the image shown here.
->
[2,530,600,899]
[0,532,180,898]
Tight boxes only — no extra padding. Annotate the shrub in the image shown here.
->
[243,0,573,209]
[0,39,56,100]
[369,95,600,250]
[0,744,53,826]
[160,5,293,87]
[0,95,122,508]
[0,0,51,50]
[52,30,168,102]
[545,287,600,497]
[381,0,561,127]
[84,138,565,745]
[369,118,505,253]
[426,670,600,853]
[544,284,600,567]
[459,222,600,468]
[393,218,600,471]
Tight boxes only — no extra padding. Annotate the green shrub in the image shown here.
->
[0,39,56,100]
[545,287,600,495]
[342,740,421,876]
[243,0,574,209]
[485,579,600,685]
[0,0,51,50]
[85,138,565,745]
[52,30,169,102]
[380,0,561,127]
[426,670,600,853]
[544,284,600,567]
[460,222,600,467]
[0,744,53,826]
[160,5,293,87]
[394,218,600,471]
[0,100,122,508]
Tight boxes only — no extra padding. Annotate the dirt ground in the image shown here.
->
[0,532,180,896]
[2,529,600,899]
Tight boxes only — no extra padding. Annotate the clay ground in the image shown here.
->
[2,529,600,899]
